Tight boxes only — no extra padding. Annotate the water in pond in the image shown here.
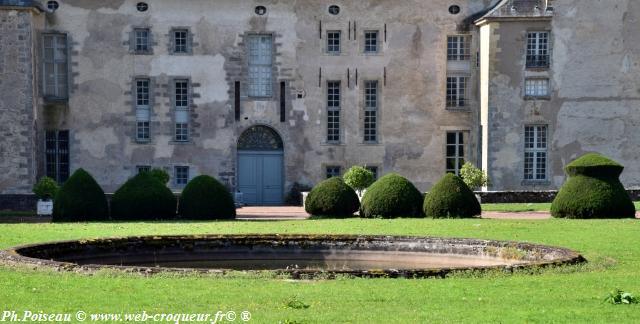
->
[60,249,520,271]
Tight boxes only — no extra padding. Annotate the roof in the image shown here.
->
[475,0,553,24]
[0,0,45,11]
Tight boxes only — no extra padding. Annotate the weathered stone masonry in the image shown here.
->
[1,0,639,205]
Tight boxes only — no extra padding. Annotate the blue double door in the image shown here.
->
[237,151,284,205]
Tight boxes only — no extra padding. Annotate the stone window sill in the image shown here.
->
[445,107,472,112]
[521,180,551,186]
[524,96,551,101]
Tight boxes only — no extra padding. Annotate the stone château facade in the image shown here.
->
[1,0,639,205]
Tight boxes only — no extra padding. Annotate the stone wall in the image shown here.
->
[0,8,37,194]
[23,0,496,195]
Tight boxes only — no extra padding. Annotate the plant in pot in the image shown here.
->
[33,176,59,216]
[343,166,375,199]
[459,162,490,203]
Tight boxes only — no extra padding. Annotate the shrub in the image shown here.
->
[148,168,170,185]
[33,176,59,200]
[285,182,313,206]
[359,173,423,218]
[423,173,481,218]
[551,153,635,219]
[343,166,375,195]
[304,177,360,217]
[459,162,489,190]
[178,175,236,220]
[52,169,108,222]
[110,172,177,220]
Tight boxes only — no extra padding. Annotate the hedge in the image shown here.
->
[304,177,360,217]
[110,172,177,220]
[52,169,108,222]
[423,173,481,218]
[178,175,236,220]
[359,173,423,218]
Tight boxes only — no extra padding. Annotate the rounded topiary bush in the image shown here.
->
[304,177,360,217]
[178,175,236,220]
[52,168,109,222]
[110,172,177,220]
[551,153,635,219]
[423,173,481,218]
[359,173,423,218]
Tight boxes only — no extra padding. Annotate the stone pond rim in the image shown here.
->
[0,234,586,279]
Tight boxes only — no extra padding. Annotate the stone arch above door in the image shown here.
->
[238,125,283,151]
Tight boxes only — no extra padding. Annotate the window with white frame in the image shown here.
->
[43,34,68,99]
[525,78,549,98]
[326,166,341,179]
[174,79,189,142]
[447,35,471,61]
[135,78,151,141]
[45,130,70,183]
[364,31,379,53]
[134,28,151,53]
[446,132,465,175]
[327,81,341,143]
[172,29,189,53]
[524,125,548,181]
[248,35,273,97]
[526,32,549,68]
[364,80,378,143]
[175,166,189,186]
[446,75,469,108]
[327,31,341,54]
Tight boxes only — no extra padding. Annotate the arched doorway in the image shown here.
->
[237,125,284,205]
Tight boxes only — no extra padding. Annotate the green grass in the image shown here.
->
[482,202,640,213]
[0,210,35,217]
[482,203,552,212]
[1,219,639,323]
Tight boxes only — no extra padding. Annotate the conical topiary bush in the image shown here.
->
[52,168,109,222]
[423,173,481,218]
[110,172,177,220]
[360,173,424,218]
[305,177,360,217]
[178,175,236,220]
[551,153,635,219]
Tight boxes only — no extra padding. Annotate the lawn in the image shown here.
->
[0,219,639,323]
[482,201,640,212]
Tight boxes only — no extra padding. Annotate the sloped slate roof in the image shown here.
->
[0,0,45,11]
[479,0,551,20]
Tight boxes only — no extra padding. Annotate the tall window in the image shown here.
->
[364,31,379,53]
[446,132,465,175]
[327,81,341,143]
[45,130,70,183]
[248,35,273,97]
[175,166,189,186]
[524,78,549,98]
[172,29,189,53]
[326,166,341,179]
[137,165,151,174]
[43,34,68,99]
[446,76,469,108]
[174,79,189,142]
[364,80,378,143]
[526,32,549,68]
[327,31,341,54]
[134,28,150,53]
[524,125,547,181]
[447,35,471,61]
[135,78,150,141]
[366,166,379,180]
